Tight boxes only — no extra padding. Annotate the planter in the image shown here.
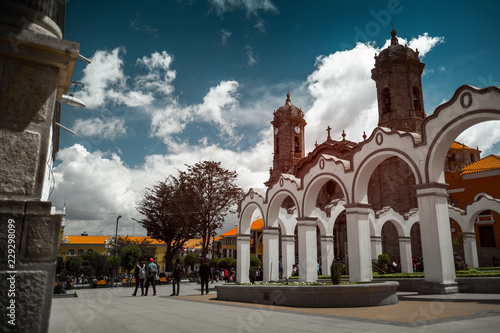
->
[215,281,399,308]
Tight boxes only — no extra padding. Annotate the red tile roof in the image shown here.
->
[461,155,500,175]
[64,236,110,244]
[450,141,475,150]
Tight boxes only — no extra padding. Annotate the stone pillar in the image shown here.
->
[399,236,413,273]
[296,217,318,282]
[371,236,382,260]
[416,183,458,294]
[0,1,78,332]
[236,234,251,284]
[262,227,280,282]
[345,204,373,282]
[281,235,295,279]
[320,235,334,276]
[462,232,479,268]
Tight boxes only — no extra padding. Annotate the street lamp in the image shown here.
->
[111,215,122,289]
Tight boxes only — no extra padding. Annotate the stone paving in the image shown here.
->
[49,281,500,333]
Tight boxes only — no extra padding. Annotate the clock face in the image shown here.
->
[294,126,300,134]
[274,127,279,135]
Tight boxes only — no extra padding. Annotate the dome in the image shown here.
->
[375,29,420,64]
[274,91,303,119]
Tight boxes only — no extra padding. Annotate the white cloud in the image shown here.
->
[73,117,127,140]
[210,0,278,17]
[51,144,142,236]
[407,33,445,57]
[136,51,176,95]
[221,29,232,45]
[77,48,155,109]
[51,135,272,236]
[380,33,444,58]
[457,122,500,156]
[149,80,241,148]
[245,45,257,66]
[305,43,379,149]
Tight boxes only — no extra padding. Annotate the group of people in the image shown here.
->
[132,258,158,296]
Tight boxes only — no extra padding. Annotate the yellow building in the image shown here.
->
[215,218,263,260]
[58,232,111,261]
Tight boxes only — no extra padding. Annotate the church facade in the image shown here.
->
[236,29,500,294]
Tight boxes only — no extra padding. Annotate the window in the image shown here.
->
[478,226,496,247]
[87,249,93,253]
[382,88,391,113]
[68,249,74,256]
[78,249,84,256]
[413,86,421,111]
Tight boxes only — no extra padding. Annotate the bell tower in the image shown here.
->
[266,91,306,186]
[371,28,426,133]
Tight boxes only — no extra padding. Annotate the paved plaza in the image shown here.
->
[49,281,500,333]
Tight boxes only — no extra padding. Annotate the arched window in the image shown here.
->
[382,88,391,113]
[413,86,421,111]
[68,249,74,256]
[87,249,93,253]
[294,136,300,153]
[78,249,84,256]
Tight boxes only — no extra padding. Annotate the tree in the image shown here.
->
[121,244,142,274]
[136,176,199,271]
[180,161,244,259]
[108,236,156,263]
[80,252,112,278]
[184,253,200,271]
[65,257,83,276]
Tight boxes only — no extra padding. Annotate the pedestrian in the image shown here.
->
[214,268,220,282]
[279,258,283,279]
[145,258,158,296]
[171,258,183,296]
[132,259,146,296]
[199,259,211,295]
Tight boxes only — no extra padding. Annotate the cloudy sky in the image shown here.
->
[52,0,500,237]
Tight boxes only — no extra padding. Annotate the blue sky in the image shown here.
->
[53,0,500,237]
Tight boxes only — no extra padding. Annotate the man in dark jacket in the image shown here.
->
[199,259,211,295]
[171,258,182,296]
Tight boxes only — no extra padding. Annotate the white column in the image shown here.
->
[399,236,413,273]
[345,204,373,282]
[463,232,479,268]
[236,234,251,284]
[416,183,457,293]
[320,235,335,276]
[371,236,383,260]
[297,217,318,282]
[262,227,280,282]
[281,235,295,279]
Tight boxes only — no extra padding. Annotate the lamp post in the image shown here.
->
[111,215,122,289]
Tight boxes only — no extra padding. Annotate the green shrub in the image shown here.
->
[377,254,390,271]
[330,260,345,285]
[250,256,261,268]
[249,266,257,283]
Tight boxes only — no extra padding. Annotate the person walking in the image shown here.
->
[170,258,182,296]
[145,258,158,296]
[132,259,146,296]
[199,259,211,295]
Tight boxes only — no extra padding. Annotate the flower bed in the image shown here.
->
[215,281,399,308]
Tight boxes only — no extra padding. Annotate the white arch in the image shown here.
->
[423,85,500,183]
[352,147,423,204]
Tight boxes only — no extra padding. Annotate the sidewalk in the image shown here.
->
[49,281,500,333]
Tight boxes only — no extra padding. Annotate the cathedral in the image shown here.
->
[236,29,500,294]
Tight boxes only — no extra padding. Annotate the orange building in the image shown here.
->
[214,217,263,260]
[447,152,500,266]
